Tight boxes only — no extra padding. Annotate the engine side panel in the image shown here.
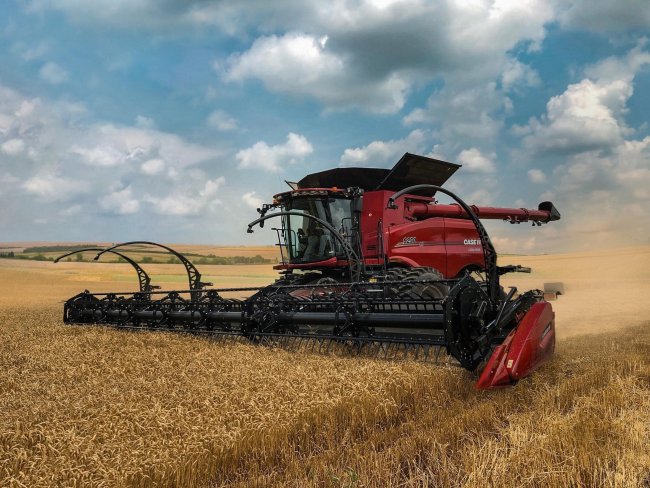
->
[386,218,448,275]
[443,219,486,276]
[360,190,488,277]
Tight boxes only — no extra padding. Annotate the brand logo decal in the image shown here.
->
[402,236,416,245]
[463,239,481,245]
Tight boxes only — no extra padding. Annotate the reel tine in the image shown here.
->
[434,345,442,363]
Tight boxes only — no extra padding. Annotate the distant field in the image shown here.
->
[0,242,280,266]
[0,246,649,487]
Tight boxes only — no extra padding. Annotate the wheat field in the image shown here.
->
[0,246,649,487]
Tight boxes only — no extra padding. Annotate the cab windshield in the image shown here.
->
[282,196,353,263]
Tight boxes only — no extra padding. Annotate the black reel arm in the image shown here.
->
[95,241,211,296]
[387,184,501,308]
[54,247,158,293]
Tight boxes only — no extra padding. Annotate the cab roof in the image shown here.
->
[296,152,461,192]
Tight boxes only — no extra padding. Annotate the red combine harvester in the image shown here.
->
[61,153,560,389]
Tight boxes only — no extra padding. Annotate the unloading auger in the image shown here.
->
[61,153,560,389]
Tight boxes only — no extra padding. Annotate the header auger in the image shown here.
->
[60,153,560,389]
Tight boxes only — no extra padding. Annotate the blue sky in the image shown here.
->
[0,0,648,252]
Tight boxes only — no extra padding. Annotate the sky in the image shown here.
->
[0,0,649,253]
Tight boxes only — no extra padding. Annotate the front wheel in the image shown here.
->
[384,267,449,300]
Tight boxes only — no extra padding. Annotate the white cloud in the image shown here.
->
[71,144,127,167]
[446,175,499,206]
[220,0,551,114]
[207,110,237,131]
[510,44,650,251]
[22,173,85,202]
[404,83,506,150]
[140,158,166,175]
[225,33,409,113]
[39,62,69,84]
[70,123,221,169]
[553,137,650,199]
[528,168,547,183]
[557,0,650,33]
[456,148,496,173]
[30,0,556,115]
[517,43,650,157]
[135,115,156,129]
[501,59,540,92]
[340,130,428,166]
[236,132,313,172]
[584,40,650,83]
[518,78,633,155]
[0,81,233,240]
[60,204,82,216]
[1,138,26,155]
[144,177,225,216]
[242,191,264,210]
[99,186,140,215]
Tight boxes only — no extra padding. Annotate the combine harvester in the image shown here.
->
[61,153,560,389]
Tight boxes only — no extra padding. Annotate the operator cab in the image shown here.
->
[273,188,357,267]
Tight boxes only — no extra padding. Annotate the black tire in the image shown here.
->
[385,267,448,300]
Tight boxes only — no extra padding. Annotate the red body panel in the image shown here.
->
[475,301,556,389]
[280,187,553,278]
[360,190,487,277]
